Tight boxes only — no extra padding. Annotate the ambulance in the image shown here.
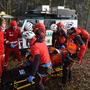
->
[18,5,78,48]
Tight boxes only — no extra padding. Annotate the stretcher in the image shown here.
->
[1,64,32,90]
[14,79,35,90]
[1,63,63,90]
[13,66,63,90]
[2,44,76,90]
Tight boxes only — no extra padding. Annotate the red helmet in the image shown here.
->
[34,23,46,34]
[34,23,46,40]
[10,20,17,26]
[57,22,64,28]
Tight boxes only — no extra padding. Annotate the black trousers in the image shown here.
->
[62,62,72,84]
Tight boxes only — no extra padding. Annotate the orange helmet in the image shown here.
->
[34,22,46,34]
[57,22,64,28]
[34,23,46,40]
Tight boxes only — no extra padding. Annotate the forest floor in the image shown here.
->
[1,49,90,90]
[45,49,90,90]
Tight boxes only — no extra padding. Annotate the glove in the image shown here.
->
[61,45,65,49]
[10,43,15,48]
[27,75,35,83]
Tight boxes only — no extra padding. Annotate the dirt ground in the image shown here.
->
[45,49,90,90]
[1,49,90,90]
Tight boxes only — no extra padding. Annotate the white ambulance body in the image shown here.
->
[18,19,78,49]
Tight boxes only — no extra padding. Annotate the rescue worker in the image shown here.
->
[0,18,6,79]
[57,22,67,48]
[33,22,46,42]
[52,22,67,49]
[4,20,22,67]
[51,22,73,84]
[19,22,33,60]
[67,27,90,64]
[77,27,90,48]
[50,22,58,47]
[23,31,52,90]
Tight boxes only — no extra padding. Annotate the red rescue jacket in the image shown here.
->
[5,27,22,47]
[0,27,4,55]
[30,42,51,65]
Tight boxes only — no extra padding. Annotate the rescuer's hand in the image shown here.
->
[10,43,16,48]
[27,75,35,83]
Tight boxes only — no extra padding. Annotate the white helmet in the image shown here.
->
[50,24,57,31]
[24,22,33,31]
[23,31,35,39]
